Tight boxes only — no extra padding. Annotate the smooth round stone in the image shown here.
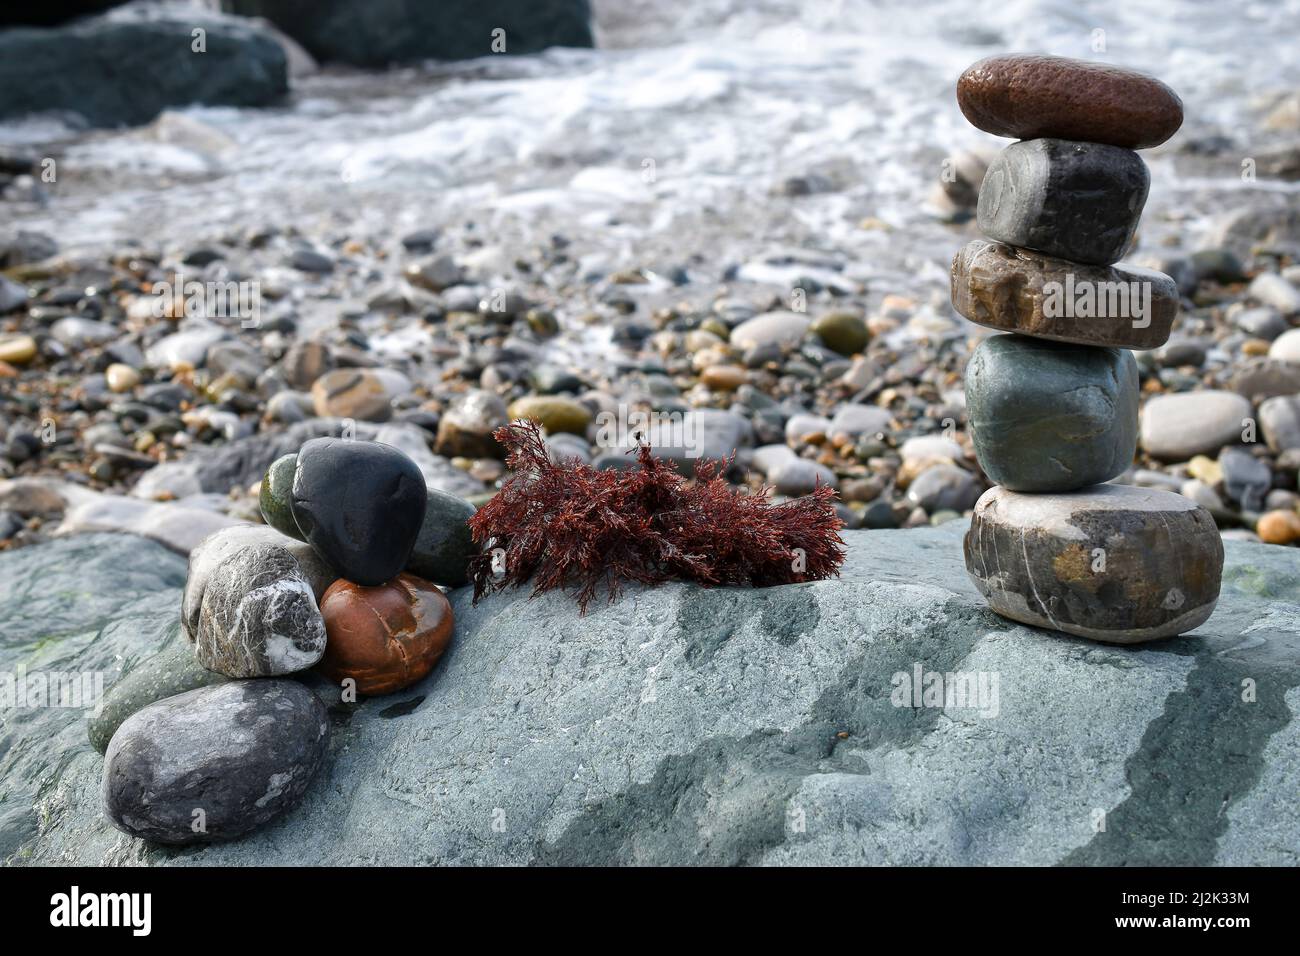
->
[957,54,1184,149]
[507,395,592,435]
[311,367,410,423]
[187,536,328,678]
[1218,447,1271,511]
[103,680,329,845]
[905,463,980,512]
[964,484,1223,644]
[434,389,508,459]
[290,437,427,586]
[700,364,747,391]
[966,334,1138,492]
[951,239,1177,349]
[0,334,37,365]
[1260,395,1300,452]
[104,363,140,393]
[318,574,454,696]
[1268,327,1300,363]
[729,311,811,351]
[829,403,892,438]
[1249,272,1300,317]
[405,489,477,587]
[1257,509,1300,545]
[785,413,833,444]
[259,452,305,540]
[977,138,1149,267]
[769,458,838,497]
[1139,391,1252,461]
[1231,358,1300,403]
[88,640,230,755]
[809,311,868,356]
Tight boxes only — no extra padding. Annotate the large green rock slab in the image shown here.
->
[3,523,1298,866]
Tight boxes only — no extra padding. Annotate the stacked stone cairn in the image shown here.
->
[96,437,477,843]
[952,55,1224,643]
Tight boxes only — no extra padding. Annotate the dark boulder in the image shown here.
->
[0,11,288,128]
[0,2,124,28]
[220,0,593,67]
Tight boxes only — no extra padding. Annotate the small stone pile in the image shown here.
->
[953,54,1225,643]
[98,437,476,844]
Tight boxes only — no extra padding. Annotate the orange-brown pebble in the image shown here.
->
[1256,510,1300,546]
[957,54,1183,150]
[700,364,747,391]
[318,573,454,695]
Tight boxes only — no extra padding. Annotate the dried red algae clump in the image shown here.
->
[468,421,846,613]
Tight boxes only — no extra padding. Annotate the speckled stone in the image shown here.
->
[966,334,1138,492]
[259,452,304,541]
[977,138,1149,266]
[957,54,1184,150]
[964,484,1223,644]
[951,239,1177,349]
[88,640,229,755]
[103,680,329,845]
[317,573,455,696]
[183,525,335,677]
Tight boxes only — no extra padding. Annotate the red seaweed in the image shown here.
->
[467,420,846,612]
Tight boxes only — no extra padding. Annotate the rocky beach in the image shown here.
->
[2,0,1300,868]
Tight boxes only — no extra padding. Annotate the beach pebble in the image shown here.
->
[957,54,1183,149]
[900,435,964,462]
[186,535,327,678]
[906,463,980,512]
[966,334,1138,491]
[951,239,1177,348]
[809,311,868,356]
[318,573,454,696]
[1231,307,1288,341]
[435,390,509,459]
[104,363,139,393]
[310,367,410,422]
[729,311,810,351]
[259,452,304,540]
[103,680,329,844]
[829,403,892,438]
[977,138,1149,266]
[1140,390,1252,461]
[88,641,229,755]
[405,488,477,587]
[965,484,1223,644]
[700,364,747,390]
[769,458,838,496]
[290,437,428,587]
[1218,446,1272,511]
[785,413,832,444]
[1268,327,1300,363]
[0,334,37,365]
[0,275,27,313]
[145,325,227,370]
[1256,509,1300,545]
[507,395,592,435]
[1249,272,1300,316]
[1260,395,1300,451]
[1230,358,1300,402]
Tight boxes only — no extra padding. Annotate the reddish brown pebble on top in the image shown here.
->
[957,54,1183,149]
[318,573,454,696]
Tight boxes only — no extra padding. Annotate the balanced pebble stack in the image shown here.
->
[100,437,477,844]
[952,54,1224,643]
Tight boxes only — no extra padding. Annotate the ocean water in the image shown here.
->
[3,0,1299,303]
